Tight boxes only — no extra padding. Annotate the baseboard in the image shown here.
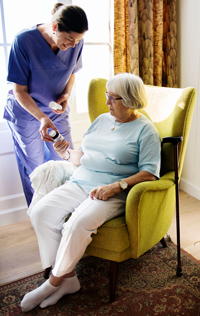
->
[0,206,29,226]
[180,178,200,200]
[0,194,28,226]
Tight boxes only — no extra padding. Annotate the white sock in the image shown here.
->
[21,279,59,312]
[39,275,80,308]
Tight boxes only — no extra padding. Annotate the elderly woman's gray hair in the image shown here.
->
[106,73,148,109]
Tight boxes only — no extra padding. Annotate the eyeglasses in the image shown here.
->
[105,92,123,104]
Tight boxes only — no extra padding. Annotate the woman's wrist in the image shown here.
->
[38,114,49,123]
[63,149,70,161]
[62,92,70,98]
[111,182,123,194]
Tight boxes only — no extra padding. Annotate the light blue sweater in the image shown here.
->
[71,113,161,192]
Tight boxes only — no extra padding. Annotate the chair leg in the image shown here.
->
[110,260,118,303]
[44,266,52,279]
[160,237,167,248]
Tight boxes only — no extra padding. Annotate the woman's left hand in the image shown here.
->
[51,93,70,114]
[90,183,121,201]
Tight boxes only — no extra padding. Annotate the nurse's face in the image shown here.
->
[52,23,85,50]
[56,30,85,50]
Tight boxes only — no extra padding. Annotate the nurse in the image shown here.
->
[3,3,88,206]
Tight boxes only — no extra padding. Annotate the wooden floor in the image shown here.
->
[0,190,200,286]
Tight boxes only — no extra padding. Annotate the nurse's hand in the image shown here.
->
[53,140,70,160]
[39,117,58,142]
[51,93,70,114]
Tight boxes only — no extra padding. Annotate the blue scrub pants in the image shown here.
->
[8,118,74,206]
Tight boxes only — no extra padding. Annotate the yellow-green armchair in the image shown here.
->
[84,78,197,302]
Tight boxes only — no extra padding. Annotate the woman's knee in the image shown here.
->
[30,200,50,227]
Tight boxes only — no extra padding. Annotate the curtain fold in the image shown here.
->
[114,0,130,74]
[114,0,177,87]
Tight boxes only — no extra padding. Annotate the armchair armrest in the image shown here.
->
[125,172,176,258]
[162,136,183,145]
[126,171,175,208]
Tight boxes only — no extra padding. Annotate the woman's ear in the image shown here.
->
[52,21,58,33]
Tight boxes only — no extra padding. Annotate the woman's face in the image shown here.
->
[52,23,85,50]
[106,91,132,122]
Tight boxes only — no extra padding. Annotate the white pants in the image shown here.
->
[30,181,126,277]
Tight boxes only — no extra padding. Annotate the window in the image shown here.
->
[72,0,114,113]
[0,0,113,121]
[0,0,56,122]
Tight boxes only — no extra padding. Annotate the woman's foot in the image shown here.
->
[40,275,80,308]
[21,279,59,312]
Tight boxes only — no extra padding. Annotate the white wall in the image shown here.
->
[178,0,200,200]
[0,122,28,226]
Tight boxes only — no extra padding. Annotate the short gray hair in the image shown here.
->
[106,73,148,109]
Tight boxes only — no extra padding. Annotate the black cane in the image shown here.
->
[163,136,183,277]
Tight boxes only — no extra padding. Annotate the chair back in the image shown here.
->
[88,78,197,177]
[141,86,196,176]
[88,78,109,122]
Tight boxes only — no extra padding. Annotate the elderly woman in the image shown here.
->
[3,3,88,206]
[21,73,161,312]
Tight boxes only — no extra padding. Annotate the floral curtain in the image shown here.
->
[114,0,178,87]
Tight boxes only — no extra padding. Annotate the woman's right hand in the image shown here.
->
[53,140,71,160]
[39,117,58,142]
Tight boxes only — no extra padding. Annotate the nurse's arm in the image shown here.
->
[53,140,83,166]
[12,83,58,142]
[55,74,75,114]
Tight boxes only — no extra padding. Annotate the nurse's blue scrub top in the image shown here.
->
[4,25,83,125]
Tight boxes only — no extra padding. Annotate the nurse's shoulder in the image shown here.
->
[13,25,38,46]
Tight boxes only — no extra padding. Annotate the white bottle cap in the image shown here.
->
[49,101,62,110]
[49,130,58,138]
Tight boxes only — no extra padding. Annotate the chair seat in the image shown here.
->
[85,215,131,262]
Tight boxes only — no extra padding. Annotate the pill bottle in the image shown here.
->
[49,130,65,142]
[49,101,62,110]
